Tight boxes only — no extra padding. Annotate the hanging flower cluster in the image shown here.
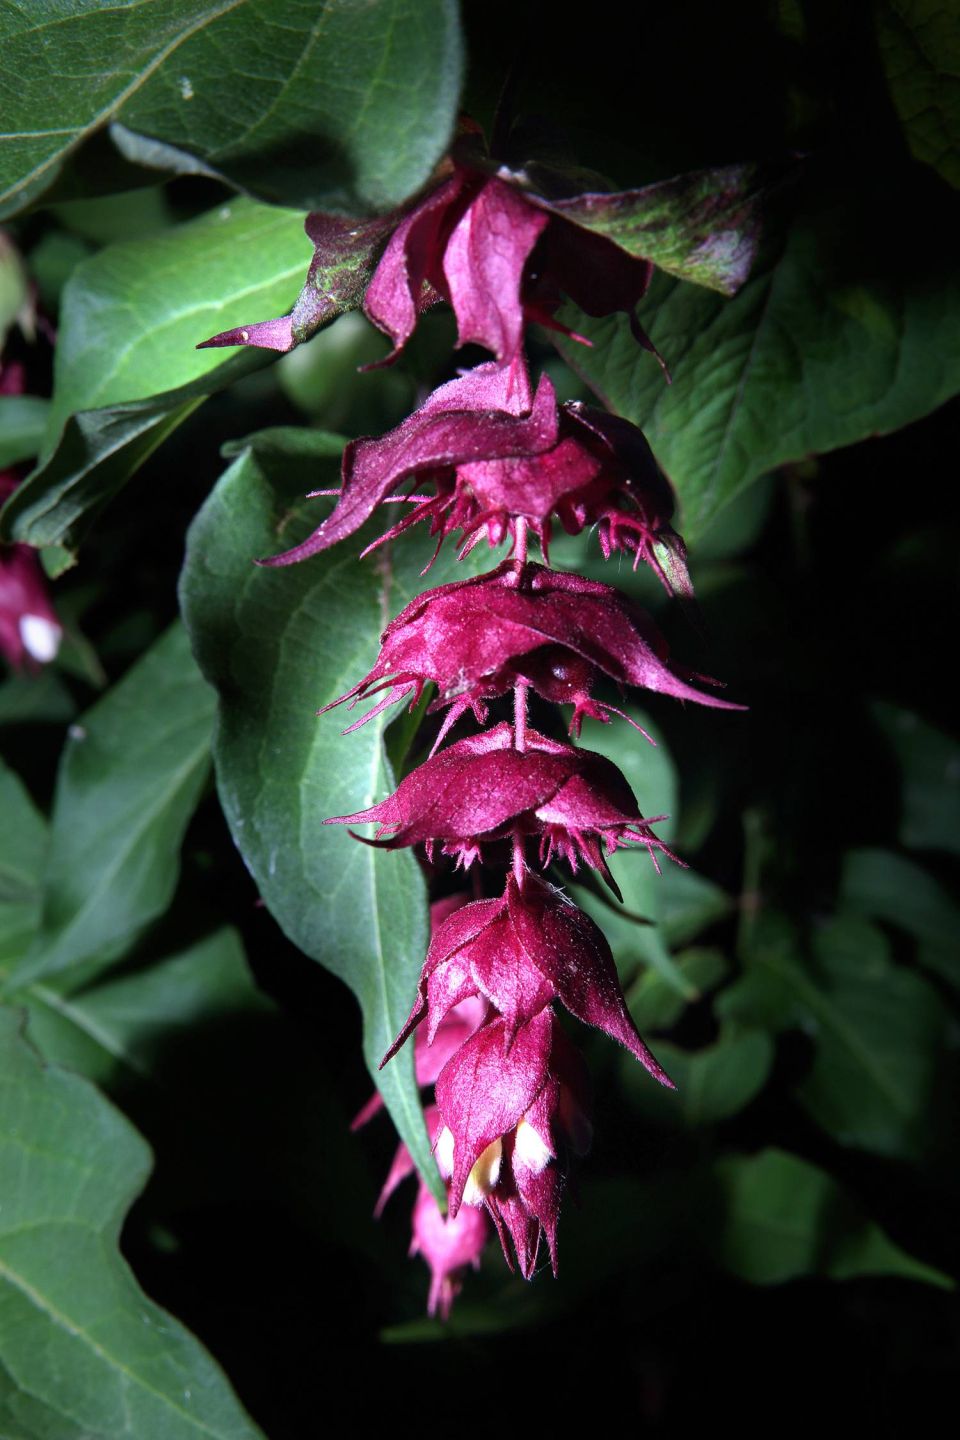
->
[205,124,754,1307]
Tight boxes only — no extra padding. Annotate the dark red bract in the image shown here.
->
[325,721,679,890]
[323,558,740,741]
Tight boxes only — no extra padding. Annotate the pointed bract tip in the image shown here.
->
[197,315,295,352]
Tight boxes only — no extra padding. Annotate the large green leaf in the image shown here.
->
[840,847,960,987]
[877,0,960,189]
[179,427,470,1197]
[19,927,266,1090]
[712,1148,949,1288]
[6,624,215,993]
[0,395,49,468]
[1,199,308,551]
[0,0,462,218]
[718,911,945,1159]
[872,702,960,857]
[557,162,960,537]
[622,1022,773,1127]
[0,760,47,969]
[0,1008,264,1437]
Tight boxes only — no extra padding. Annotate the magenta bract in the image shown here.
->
[383,873,672,1086]
[325,721,678,888]
[324,558,740,738]
[257,358,694,596]
[0,473,62,671]
[434,1009,593,1276]
[259,359,555,566]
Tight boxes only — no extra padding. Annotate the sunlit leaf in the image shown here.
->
[0,0,462,218]
[1,200,308,551]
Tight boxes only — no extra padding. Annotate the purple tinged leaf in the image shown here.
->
[197,315,295,353]
[529,162,763,296]
[198,210,401,352]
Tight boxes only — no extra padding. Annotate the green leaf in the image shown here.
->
[840,846,960,987]
[657,864,732,947]
[180,427,461,1198]
[712,1148,950,1288]
[0,395,49,467]
[0,761,46,970]
[622,1022,773,1127]
[719,910,945,1159]
[7,624,215,993]
[628,945,728,1032]
[536,162,763,294]
[0,669,77,728]
[570,703,695,997]
[877,0,960,189]
[872,701,960,856]
[0,0,462,218]
[557,164,960,537]
[0,1008,265,1437]
[798,915,945,1157]
[1,199,310,551]
[17,927,266,1090]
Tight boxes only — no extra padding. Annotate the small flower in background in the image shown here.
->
[0,358,61,670]
[0,528,62,670]
[409,1178,489,1321]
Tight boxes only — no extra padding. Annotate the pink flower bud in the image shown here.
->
[383,874,672,1086]
[0,473,62,671]
[434,1010,594,1277]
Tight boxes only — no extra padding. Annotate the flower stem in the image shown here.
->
[513,515,528,565]
[513,679,528,752]
[512,831,526,889]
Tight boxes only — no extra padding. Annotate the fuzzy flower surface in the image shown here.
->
[259,361,694,596]
[199,136,762,360]
[323,558,740,741]
[326,721,679,891]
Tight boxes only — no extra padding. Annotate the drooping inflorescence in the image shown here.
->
[204,122,755,1309]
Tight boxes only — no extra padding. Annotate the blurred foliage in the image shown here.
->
[0,0,958,1433]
